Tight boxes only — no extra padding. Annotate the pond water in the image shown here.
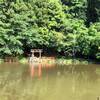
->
[0,63,100,100]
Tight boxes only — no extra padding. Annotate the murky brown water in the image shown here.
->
[0,63,100,100]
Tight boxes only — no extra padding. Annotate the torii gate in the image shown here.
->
[30,49,43,78]
[31,49,43,58]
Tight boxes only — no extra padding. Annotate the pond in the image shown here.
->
[0,63,100,100]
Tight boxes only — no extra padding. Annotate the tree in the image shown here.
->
[0,0,99,61]
[61,0,87,21]
[77,22,100,60]
[0,0,24,56]
[62,18,88,57]
[87,0,100,25]
[0,0,66,56]
[88,23,100,60]
[27,0,65,51]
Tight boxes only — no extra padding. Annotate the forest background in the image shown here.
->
[0,0,100,61]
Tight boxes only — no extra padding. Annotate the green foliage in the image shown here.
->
[0,0,99,61]
[60,19,87,56]
[87,0,100,25]
[77,23,100,60]
[89,23,100,59]
[0,0,65,56]
[61,0,87,21]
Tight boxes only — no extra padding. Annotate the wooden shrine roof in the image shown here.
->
[31,49,43,53]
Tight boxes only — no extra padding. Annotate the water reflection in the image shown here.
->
[0,63,100,100]
[29,64,42,78]
[29,60,56,78]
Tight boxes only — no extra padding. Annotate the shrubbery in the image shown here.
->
[0,0,100,60]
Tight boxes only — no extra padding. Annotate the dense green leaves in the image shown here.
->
[61,0,87,21]
[0,0,100,60]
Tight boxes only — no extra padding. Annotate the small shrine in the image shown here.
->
[31,49,43,58]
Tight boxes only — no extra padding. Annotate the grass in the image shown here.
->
[0,56,93,65]
[0,59,3,64]
[18,56,90,65]
[19,57,28,64]
[55,57,89,65]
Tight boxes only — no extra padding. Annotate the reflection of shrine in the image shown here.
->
[29,49,42,77]
[30,64,42,78]
[29,49,55,78]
